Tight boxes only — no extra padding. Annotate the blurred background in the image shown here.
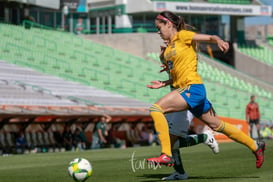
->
[0,0,273,155]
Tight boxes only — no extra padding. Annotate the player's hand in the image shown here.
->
[102,139,107,143]
[159,64,168,73]
[146,80,165,89]
[217,40,229,53]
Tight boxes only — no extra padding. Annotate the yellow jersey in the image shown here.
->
[164,30,203,89]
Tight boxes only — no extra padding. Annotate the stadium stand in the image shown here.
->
[0,23,169,104]
[1,22,273,121]
[268,37,273,46]
[207,0,251,4]
[0,60,150,115]
[0,61,149,107]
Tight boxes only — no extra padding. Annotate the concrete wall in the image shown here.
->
[81,33,163,58]
[234,44,273,86]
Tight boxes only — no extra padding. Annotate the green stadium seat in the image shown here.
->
[208,0,250,4]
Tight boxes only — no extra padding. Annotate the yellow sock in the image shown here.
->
[150,104,172,156]
[216,121,257,151]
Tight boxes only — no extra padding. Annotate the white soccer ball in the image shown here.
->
[68,158,93,182]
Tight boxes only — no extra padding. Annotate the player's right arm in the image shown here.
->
[146,79,173,89]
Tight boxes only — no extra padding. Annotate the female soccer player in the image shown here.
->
[146,11,265,168]
[159,40,219,180]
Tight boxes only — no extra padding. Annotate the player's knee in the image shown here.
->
[209,120,225,132]
[209,125,219,131]
[200,117,221,131]
[149,104,164,113]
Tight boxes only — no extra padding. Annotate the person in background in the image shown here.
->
[16,132,28,154]
[91,114,112,149]
[75,18,84,35]
[53,129,63,150]
[107,123,127,149]
[63,126,74,151]
[73,127,87,151]
[261,124,272,139]
[246,95,261,139]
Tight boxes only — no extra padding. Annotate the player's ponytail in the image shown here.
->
[185,24,198,32]
[176,16,186,31]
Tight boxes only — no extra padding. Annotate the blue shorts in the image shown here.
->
[177,84,212,117]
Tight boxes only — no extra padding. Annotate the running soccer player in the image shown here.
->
[159,40,219,180]
[146,10,265,168]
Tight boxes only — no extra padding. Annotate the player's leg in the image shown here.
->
[200,109,265,168]
[202,130,219,154]
[173,131,219,154]
[200,109,256,150]
[255,121,261,140]
[165,132,217,180]
[166,110,191,148]
[162,148,188,180]
[179,84,265,168]
[169,107,219,154]
[163,111,189,180]
[147,90,189,165]
[249,122,254,138]
[162,110,219,180]
[91,135,100,149]
[170,111,219,154]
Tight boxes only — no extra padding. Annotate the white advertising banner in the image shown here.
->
[154,2,272,16]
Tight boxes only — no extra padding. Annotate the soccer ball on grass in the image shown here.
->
[68,158,93,182]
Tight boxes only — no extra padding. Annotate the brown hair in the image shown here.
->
[156,11,186,31]
[156,11,197,32]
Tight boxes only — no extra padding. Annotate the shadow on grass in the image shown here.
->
[189,175,260,180]
[137,173,169,182]
[138,174,260,181]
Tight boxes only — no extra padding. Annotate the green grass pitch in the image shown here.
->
[0,140,272,182]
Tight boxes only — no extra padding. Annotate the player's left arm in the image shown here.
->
[193,34,229,53]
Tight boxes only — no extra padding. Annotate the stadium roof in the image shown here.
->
[0,105,151,125]
[2,0,60,9]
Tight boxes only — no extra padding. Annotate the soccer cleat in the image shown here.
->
[162,171,188,181]
[147,154,174,166]
[204,130,219,154]
[253,141,265,168]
